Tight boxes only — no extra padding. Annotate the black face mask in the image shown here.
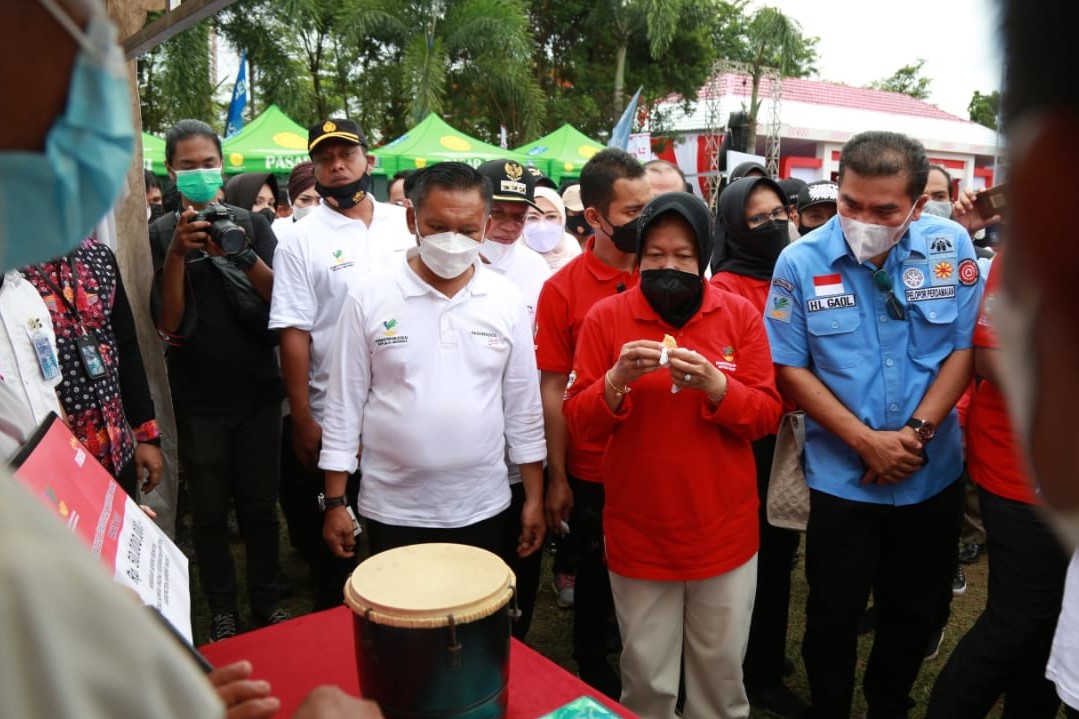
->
[639,268,703,328]
[257,207,276,226]
[604,215,641,253]
[798,222,823,237]
[315,173,372,210]
[749,220,791,261]
[566,216,591,239]
[148,203,165,223]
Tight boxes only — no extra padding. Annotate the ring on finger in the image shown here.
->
[684,373,692,382]
[636,358,640,369]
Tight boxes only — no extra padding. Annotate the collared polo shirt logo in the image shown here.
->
[382,319,398,336]
[375,318,408,346]
[716,346,737,372]
[813,274,844,296]
[933,261,953,280]
[333,249,345,264]
[958,259,980,286]
[330,248,355,272]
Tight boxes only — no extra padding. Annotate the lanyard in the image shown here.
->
[34,256,85,329]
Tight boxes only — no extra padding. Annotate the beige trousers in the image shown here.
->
[609,555,758,719]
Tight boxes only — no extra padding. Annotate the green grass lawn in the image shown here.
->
[189,518,1064,718]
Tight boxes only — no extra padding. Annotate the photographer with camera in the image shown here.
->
[149,119,288,642]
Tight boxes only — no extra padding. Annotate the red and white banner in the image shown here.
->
[12,416,193,641]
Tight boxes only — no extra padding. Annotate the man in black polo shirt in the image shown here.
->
[149,119,287,642]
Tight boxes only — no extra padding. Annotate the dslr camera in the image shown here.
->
[192,204,248,255]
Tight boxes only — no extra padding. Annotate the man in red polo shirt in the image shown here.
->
[536,148,650,698]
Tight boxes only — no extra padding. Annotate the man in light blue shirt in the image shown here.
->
[765,131,981,719]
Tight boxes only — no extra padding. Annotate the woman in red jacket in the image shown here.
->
[712,176,810,717]
[564,192,782,719]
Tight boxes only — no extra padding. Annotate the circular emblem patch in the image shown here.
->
[958,259,980,286]
[902,267,925,289]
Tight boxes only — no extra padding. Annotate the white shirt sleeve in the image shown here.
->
[501,297,547,466]
[318,291,370,473]
[268,238,316,331]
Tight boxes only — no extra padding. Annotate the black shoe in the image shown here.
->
[746,683,812,719]
[925,628,944,660]
[256,607,291,628]
[209,612,239,642]
[958,542,983,564]
[858,604,879,635]
[952,566,968,595]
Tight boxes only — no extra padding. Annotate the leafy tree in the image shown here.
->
[734,6,818,154]
[968,89,1001,130]
[138,14,217,134]
[870,58,932,101]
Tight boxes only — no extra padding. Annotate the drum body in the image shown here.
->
[345,543,516,719]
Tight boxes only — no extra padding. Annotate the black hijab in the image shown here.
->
[636,191,713,276]
[223,172,280,212]
[714,176,790,280]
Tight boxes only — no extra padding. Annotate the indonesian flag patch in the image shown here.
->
[813,273,844,296]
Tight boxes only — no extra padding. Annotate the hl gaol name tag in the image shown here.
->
[806,294,857,312]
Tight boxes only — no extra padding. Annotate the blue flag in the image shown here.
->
[608,86,642,151]
[225,50,248,138]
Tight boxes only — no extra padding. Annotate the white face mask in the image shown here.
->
[418,231,481,279]
[479,238,516,266]
[292,205,314,222]
[837,202,918,263]
[922,200,953,219]
[522,220,564,253]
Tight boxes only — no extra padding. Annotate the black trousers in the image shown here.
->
[569,475,621,699]
[278,415,360,611]
[743,434,801,689]
[802,481,961,719]
[366,508,508,556]
[499,482,543,641]
[925,486,1068,719]
[179,402,282,618]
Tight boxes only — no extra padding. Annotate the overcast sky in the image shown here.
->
[751,0,1004,119]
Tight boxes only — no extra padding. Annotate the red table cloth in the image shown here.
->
[200,606,631,718]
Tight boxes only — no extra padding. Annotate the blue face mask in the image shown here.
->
[0,0,135,273]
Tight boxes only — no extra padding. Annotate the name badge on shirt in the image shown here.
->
[806,294,857,312]
[76,332,107,381]
[26,320,60,381]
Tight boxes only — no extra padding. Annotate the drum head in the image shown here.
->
[345,543,516,629]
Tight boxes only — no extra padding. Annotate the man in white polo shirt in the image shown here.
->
[269,118,412,609]
[318,162,547,560]
[475,158,551,639]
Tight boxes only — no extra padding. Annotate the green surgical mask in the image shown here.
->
[174,167,223,204]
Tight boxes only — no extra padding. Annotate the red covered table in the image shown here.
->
[201,606,631,718]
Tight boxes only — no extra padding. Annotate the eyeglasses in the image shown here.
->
[746,207,789,228]
[872,269,905,321]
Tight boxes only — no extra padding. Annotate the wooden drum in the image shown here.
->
[344,543,517,719]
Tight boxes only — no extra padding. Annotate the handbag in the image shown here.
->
[766,410,809,531]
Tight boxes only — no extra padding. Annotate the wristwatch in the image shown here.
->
[317,492,347,512]
[905,417,937,443]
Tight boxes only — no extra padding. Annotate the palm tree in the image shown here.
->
[610,0,686,113]
[356,0,545,141]
[741,6,816,153]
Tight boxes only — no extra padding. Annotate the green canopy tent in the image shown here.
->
[513,124,604,183]
[220,104,309,175]
[370,114,531,176]
[142,132,167,176]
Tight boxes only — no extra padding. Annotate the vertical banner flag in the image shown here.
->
[608,86,643,151]
[225,50,248,139]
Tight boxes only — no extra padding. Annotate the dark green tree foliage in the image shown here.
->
[138,13,216,134]
[968,90,1001,130]
[870,58,933,101]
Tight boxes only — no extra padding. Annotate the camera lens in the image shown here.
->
[214,224,247,255]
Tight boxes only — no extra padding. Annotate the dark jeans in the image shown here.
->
[925,486,1068,719]
[180,402,282,618]
[499,482,543,641]
[279,415,360,611]
[366,508,508,556]
[569,475,621,699]
[744,434,801,689]
[802,480,961,719]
